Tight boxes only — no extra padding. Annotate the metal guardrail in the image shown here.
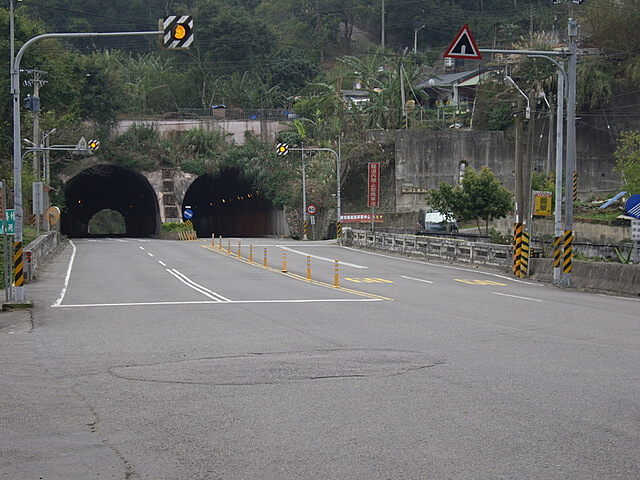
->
[344,229,512,268]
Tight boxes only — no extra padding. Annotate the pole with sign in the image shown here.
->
[368,162,380,232]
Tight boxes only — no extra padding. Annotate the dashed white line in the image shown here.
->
[158,261,167,267]
[147,252,154,257]
[492,292,543,302]
[279,245,368,269]
[401,275,434,284]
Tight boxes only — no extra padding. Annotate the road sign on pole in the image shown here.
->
[307,204,316,215]
[0,209,16,235]
[443,24,482,59]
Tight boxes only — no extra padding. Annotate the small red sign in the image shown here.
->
[368,162,380,208]
[307,204,317,215]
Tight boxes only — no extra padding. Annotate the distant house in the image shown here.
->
[416,68,497,110]
[339,89,371,108]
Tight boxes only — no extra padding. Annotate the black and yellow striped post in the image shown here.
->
[402,114,408,130]
[553,236,562,270]
[520,232,530,277]
[303,220,309,240]
[513,223,523,277]
[336,221,342,238]
[563,230,574,275]
[573,171,578,202]
[14,241,24,289]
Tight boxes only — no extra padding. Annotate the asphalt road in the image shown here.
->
[1,237,639,480]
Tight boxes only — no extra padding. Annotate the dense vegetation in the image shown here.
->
[1,0,639,219]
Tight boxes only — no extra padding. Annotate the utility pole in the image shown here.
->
[381,0,385,48]
[561,19,578,286]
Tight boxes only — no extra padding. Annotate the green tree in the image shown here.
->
[614,130,640,195]
[426,166,513,234]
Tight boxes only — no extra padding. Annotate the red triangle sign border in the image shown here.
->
[443,24,482,60]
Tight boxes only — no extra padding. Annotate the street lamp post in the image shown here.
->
[414,25,425,53]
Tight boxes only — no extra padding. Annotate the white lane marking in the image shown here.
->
[402,275,434,284]
[342,246,537,285]
[166,269,231,302]
[158,261,167,267]
[147,252,154,257]
[278,245,368,269]
[139,246,145,250]
[492,292,543,302]
[52,298,384,308]
[52,240,77,307]
[117,239,127,243]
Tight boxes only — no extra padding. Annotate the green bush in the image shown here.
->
[160,222,194,232]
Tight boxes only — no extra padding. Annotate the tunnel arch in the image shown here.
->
[61,164,160,237]
[182,167,288,237]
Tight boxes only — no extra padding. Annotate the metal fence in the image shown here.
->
[24,231,60,283]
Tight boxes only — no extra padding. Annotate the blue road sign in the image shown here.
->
[183,208,194,220]
[626,194,640,219]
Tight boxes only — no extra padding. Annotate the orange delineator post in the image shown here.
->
[333,259,339,288]
[306,255,311,281]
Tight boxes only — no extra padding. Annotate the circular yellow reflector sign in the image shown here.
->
[173,24,187,40]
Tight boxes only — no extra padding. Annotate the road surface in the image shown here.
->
[1,237,639,479]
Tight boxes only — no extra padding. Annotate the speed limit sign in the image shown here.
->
[306,204,317,215]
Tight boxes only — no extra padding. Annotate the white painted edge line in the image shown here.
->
[52,298,383,308]
[52,240,77,307]
[492,292,543,302]
[342,246,537,285]
[401,275,434,284]
[278,245,368,269]
[166,268,231,302]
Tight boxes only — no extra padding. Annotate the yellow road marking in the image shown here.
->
[454,279,507,286]
[201,245,393,301]
[345,277,394,284]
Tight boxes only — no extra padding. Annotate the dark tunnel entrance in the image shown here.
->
[61,165,160,237]
[183,168,286,237]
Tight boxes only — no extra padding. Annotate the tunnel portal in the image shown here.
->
[183,169,283,237]
[61,165,160,237]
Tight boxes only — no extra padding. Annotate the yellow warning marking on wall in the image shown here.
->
[344,277,394,284]
[454,279,507,286]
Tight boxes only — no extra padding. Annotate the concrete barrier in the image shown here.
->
[530,258,640,297]
[24,231,61,283]
[344,229,512,269]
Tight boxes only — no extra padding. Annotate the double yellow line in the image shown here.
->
[201,244,393,301]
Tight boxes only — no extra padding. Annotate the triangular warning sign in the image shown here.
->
[444,24,482,60]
